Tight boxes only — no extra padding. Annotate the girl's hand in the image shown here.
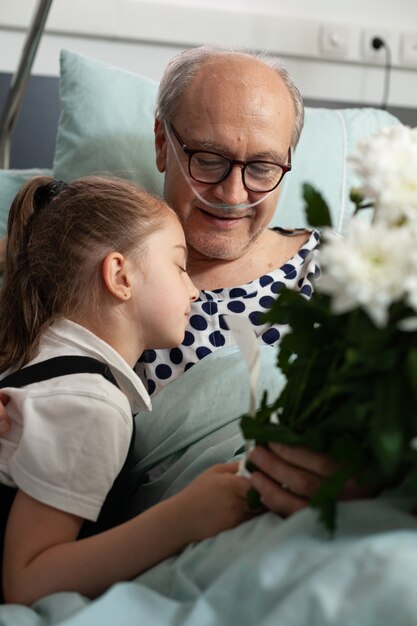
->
[177,462,256,542]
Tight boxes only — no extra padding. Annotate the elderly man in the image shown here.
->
[0,45,348,517]
[135,45,343,515]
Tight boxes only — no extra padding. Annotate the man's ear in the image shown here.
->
[154,118,167,173]
[101,252,132,301]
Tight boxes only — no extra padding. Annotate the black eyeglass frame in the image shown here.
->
[168,123,292,193]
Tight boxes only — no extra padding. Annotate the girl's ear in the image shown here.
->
[154,119,167,173]
[101,252,132,301]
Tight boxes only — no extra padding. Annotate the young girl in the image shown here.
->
[0,176,252,605]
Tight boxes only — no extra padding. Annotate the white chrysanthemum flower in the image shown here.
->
[349,125,417,227]
[317,217,416,327]
[397,316,417,332]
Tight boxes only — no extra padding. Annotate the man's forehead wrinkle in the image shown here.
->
[191,77,286,123]
[201,107,267,123]
[190,108,270,143]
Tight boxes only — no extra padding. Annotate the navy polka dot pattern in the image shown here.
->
[190,315,208,331]
[202,301,218,315]
[155,364,172,380]
[169,348,183,364]
[219,315,229,331]
[182,331,195,346]
[209,331,225,347]
[229,288,248,298]
[281,264,298,280]
[259,295,275,309]
[135,228,320,395]
[249,311,264,326]
[261,327,281,344]
[300,284,313,298]
[271,281,286,294]
[259,275,274,287]
[147,379,156,395]
[141,349,157,363]
[196,346,212,359]
[227,300,246,313]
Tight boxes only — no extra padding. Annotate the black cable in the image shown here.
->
[371,36,391,110]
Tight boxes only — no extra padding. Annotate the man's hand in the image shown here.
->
[0,392,11,434]
[248,442,363,517]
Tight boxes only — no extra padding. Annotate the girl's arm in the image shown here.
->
[4,461,252,605]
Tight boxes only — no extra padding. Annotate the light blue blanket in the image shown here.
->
[125,345,285,516]
[2,347,417,625]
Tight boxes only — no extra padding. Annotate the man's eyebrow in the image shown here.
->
[190,139,285,163]
[195,139,231,152]
[250,150,287,163]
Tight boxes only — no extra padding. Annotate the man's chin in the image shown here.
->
[188,237,249,262]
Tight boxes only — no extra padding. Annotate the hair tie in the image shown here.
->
[34,180,68,212]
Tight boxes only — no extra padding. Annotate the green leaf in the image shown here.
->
[246,487,263,510]
[310,464,357,533]
[370,376,405,475]
[396,465,417,496]
[328,433,365,466]
[254,391,274,424]
[266,289,331,331]
[406,349,417,400]
[240,415,303,445]
[303,183,333,228]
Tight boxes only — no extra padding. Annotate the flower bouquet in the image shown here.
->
[241,125,417,532]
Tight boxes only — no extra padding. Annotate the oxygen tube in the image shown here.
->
[164,121,277,211]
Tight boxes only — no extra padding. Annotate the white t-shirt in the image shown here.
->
[0,319,151,522]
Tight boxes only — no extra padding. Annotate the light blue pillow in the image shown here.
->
[0,168,52,238]
[52,49,401,234]
[276,106,401,233]
[53,50,163,197]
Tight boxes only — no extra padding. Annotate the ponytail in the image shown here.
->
[0,176,60,374]
[0,175,170,375]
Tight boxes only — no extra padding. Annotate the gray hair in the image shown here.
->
[155,45,304,149]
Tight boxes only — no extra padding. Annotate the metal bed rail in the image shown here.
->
[0,0,53,169]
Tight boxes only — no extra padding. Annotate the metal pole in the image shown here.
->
[0,0,54,169]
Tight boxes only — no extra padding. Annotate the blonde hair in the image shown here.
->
[0,175,171,374]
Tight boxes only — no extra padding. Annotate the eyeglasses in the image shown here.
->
[168,123,292,193]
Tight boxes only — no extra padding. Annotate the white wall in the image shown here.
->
[1,0,417,109]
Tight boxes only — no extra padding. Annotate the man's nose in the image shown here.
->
[211,165,249,206]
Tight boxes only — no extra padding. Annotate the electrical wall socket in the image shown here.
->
[319,24,350,57]
[401,32,417,66]
[362,29,396,63]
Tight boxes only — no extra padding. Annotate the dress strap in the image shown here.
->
[0,356,119,390]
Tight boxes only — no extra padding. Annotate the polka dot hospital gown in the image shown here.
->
[135,228,320,396]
